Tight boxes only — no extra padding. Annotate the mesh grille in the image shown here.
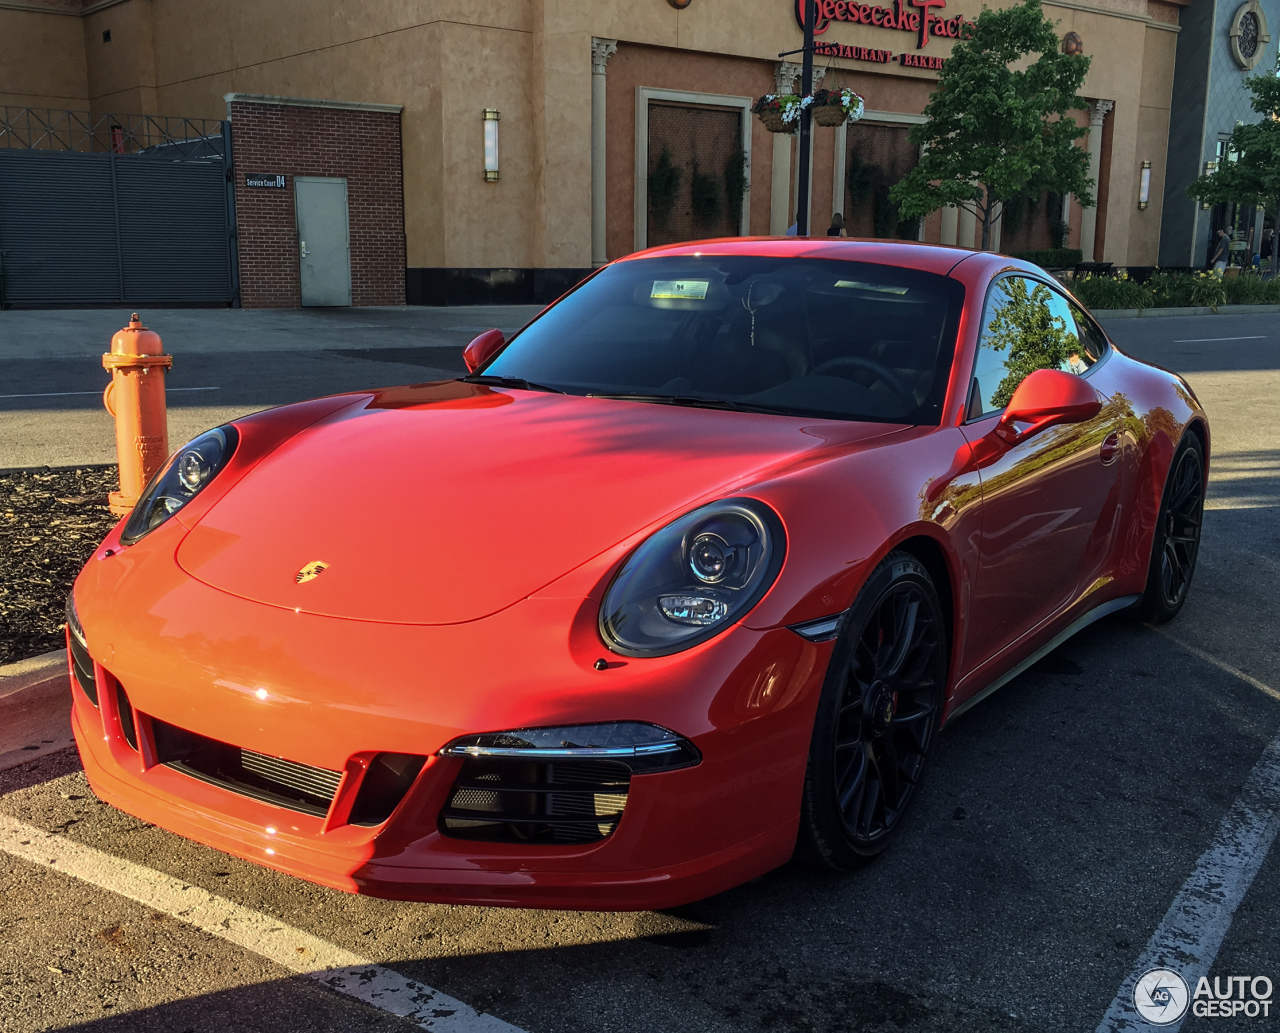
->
[646,102,743,247]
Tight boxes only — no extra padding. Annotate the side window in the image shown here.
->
[968,276,1085,418]
[1067,299,1109,368]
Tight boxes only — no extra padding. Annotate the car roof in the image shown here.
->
[618,236,1006,278]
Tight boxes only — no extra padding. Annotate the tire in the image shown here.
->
[795,550,948,871]
[1135,433,1205,624]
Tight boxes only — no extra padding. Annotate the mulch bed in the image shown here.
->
[0,467,119,666]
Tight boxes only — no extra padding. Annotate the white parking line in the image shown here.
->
[1172,336,1266,343]
[0,816,524,1033]
[1154,629,1280,704]
[0,387,220,399]
[1096,658,1280,1032]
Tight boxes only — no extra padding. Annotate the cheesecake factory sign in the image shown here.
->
[795,0,971,68]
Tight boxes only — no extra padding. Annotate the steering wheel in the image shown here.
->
[810,355,915,407]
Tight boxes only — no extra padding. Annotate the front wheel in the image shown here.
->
[1135,433,1205,624]
[795,551,948,870]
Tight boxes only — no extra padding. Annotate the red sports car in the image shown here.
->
[67,240,1207,910]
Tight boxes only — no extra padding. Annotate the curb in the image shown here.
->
[0,649,74,772]
[1095,303,1280,320]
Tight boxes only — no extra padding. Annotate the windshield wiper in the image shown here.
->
[462,374,566,394]
[586,393,801,416]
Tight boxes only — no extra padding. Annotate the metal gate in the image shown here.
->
[0,109,235,307]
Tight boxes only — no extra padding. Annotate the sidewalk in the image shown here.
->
[0,651,73,772]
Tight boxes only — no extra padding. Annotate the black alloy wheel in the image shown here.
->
[1136,433,1205,624]
[796,551,947,869]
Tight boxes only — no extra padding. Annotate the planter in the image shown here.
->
[758,107,794,134]
[812,103,848,127]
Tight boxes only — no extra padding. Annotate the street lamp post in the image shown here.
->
[796,0,816,235]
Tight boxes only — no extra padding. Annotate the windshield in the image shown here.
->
[480,255,965,424]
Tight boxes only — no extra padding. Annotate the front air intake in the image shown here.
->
[65,593,97,707]
[152,719,342,817]
[440,757,631,843]
[436,721,699,844]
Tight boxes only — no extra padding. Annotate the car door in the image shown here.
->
[957,275,1122,678]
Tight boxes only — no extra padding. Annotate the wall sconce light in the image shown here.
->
[1202,160,1218,209]
[1138,160,1151,209]
[483,109,500,182]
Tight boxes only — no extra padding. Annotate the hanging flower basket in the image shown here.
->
[752,94,805,134]
[811,88,866,127]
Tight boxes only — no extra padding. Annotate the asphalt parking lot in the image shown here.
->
[0,309,1278,1032]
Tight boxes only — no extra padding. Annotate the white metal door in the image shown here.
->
[294,176,351,307]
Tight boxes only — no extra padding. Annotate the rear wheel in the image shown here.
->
[795,551,947,870]
[1135,433,1205,624]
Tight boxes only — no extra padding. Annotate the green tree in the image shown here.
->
[1188,67,1280,218]
[983,277,1078,406]
[890,0,1094,251]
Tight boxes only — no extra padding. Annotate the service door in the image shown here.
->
[294,176,351,307]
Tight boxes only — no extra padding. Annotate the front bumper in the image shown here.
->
[70,541,831,910]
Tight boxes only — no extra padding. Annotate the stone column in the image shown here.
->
[958,206,976,249]
[1079,100,1113,263]
[770,63,801,234]
[988,201,1004,252]
[832,119,848,223]
[590,38,617,266]
[940,206,958,245]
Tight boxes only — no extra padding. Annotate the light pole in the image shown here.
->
[796,0,816,235]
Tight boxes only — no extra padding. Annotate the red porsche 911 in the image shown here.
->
[67,239,1207,910]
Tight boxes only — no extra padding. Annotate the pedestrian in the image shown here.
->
[786,212,800,236]
[1210,229,1230,275]
[827,212,847,237]
[1261,228,1273,279]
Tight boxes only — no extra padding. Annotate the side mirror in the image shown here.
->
[995,368,1102,444]
[463,329,506,373]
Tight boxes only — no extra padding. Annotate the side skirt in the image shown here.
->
[943,593,1140,725]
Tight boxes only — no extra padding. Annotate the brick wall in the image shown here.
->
[230,100,404,308]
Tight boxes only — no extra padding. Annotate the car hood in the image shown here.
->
[175,381,895,624]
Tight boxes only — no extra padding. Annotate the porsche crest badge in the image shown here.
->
[295,561,329,584]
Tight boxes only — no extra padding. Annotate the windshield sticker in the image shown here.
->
[651,280,710,300]
[835,280,910,295]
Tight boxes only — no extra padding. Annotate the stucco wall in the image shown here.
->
[0,8,87,110]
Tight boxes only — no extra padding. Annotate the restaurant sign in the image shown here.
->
[795,0,972,49]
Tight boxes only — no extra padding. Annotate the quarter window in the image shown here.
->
[968,276,1097,419]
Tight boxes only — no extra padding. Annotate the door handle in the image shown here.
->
[300,241,309,258]
[1100,431,1120,465]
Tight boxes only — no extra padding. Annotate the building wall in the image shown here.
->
[229,99,405,308]
[0,8,88,110]
[0,0,1190,300]
[1159,0,1215,266]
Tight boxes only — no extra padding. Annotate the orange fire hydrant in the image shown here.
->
[103,313,172,517]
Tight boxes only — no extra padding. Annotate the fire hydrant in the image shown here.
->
[103,313,172,517]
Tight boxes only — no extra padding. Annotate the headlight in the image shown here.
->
[600,499,785,657]
[121,425,239,543]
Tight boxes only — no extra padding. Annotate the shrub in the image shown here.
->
[690,165,721,228]
[1070,272,1152,309]
[1009,248,1083,268]
[649,148,682,228]
[1222,272,1280,305]
[1147,272,1227,309]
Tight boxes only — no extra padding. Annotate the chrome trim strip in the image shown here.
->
[440,741,684,760]
[945,593,1140,724]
